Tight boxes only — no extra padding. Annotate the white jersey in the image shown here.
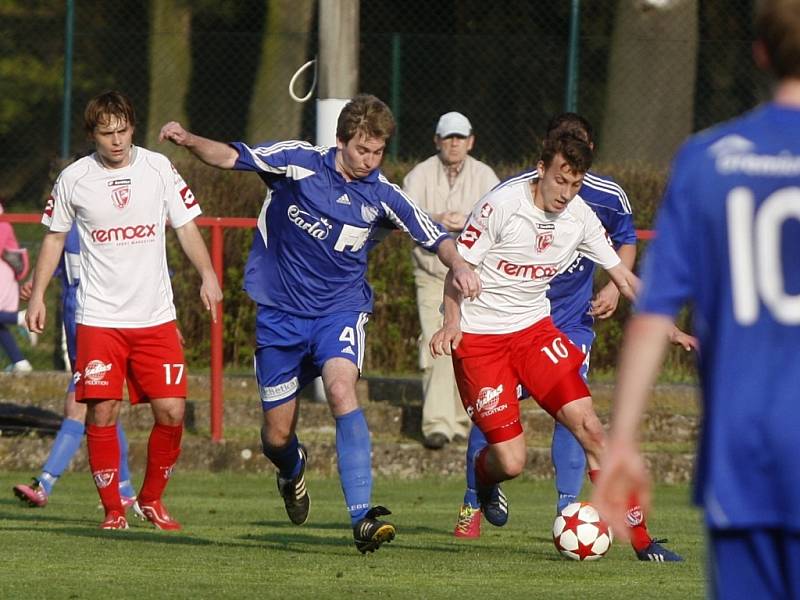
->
[456,176,620,334]
[42,146,201,328]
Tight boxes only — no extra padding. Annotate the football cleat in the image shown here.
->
[477,483,508,527]
[136,499,182,531]
[353,505,396,554]
[453,504,482,539]
[13,480,48,507]
[636,538,684,562]
[276,445,310,525]
[100,510,129,530]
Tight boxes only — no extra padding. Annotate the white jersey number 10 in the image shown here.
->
[728,186,800,325]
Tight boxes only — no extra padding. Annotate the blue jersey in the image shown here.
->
[232,141,447,316]
[549,171,636,330]
[637,103,800,531]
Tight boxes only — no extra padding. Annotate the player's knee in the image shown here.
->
[497,451,527,479]
[325,379,358,410]
[581,414,605,454]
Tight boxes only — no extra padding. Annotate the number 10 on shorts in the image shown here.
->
[163,363,185,385]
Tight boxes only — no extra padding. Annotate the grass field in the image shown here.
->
[0,472,706,599]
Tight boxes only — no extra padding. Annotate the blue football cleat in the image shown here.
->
[636,538,684,562]
[477,484,508,527]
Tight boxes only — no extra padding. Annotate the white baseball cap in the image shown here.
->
[435,112,472,137]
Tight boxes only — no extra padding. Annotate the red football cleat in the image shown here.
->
[100,510,129,530]
[454,504,482,539]
[13,480,48,507]
[136,499,182,531]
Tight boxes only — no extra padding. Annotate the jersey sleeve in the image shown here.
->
[576,205,621,270]
[377,176,448,252]
[598,192,637,247]
[636,147,696,317]
[165,161,202,228]
[456,195,502,266]
[231,140,318,177]
[42,172,76,232]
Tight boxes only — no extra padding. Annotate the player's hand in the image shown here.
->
[19,278,33,301]
[200,273,223,323]
[591,437,652,544]
[451,264,481,300]
[589,282,620,320]
[429,324,462,357]
[159,121,191,146]
[176,327,186,346]
[25,297,46,334]
[668,327,699,352]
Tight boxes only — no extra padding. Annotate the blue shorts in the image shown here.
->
[63,284,78,393]
[518,325,594,399]
[254,305,369,411]
[709,529,800,599]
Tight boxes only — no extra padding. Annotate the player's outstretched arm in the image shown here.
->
[159,121,238,169]
[173,220,223,323]
[592,313,672,540]
[26,231,68,333]
[435,238,481,300]
[429,270,463,358]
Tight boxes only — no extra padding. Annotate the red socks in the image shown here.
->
[588,469,652,552]
[138,423,183,503]
[86,424,122,514]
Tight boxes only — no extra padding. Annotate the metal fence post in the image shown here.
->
[390,32,402,160]
[61,0,75,160]
[210,222,224,442]
[565,0,580,113]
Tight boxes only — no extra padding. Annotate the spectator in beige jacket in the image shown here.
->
[403,112,499,449]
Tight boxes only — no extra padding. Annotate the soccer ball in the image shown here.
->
[552,502,613,561]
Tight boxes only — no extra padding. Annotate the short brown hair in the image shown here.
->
[755,0,800,79]
[84,90,136,134]
[540,131,593,174]
[336,94,395,144]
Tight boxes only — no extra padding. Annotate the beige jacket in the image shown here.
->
[403,154,499,278]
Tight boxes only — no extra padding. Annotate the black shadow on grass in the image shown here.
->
[0,509,87,526]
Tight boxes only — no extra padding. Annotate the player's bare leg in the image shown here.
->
[323,358,395,553]
[260,398,309,525]
[131,397,184,530]
[556,396,683,561]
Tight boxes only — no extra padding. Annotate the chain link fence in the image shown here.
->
[1,0,761,209]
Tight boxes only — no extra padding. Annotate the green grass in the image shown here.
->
[0,472,706,599]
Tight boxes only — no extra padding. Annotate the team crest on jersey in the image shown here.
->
[535,232,554,253]
[110,186,130,209]
[360,204,379,224]
[93,469,116,489]
[458,224,483,249]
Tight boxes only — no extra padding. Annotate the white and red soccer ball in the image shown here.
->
[552,502,613,561]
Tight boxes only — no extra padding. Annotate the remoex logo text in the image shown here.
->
[497,259,558,280]
[91,224,157,244]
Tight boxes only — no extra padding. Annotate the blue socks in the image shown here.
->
[39,418,85,494]
[261,429,302,480]
[116,422,136,498]
[552,421,586,513]
[335,408,372,525]
[463,426,488,508]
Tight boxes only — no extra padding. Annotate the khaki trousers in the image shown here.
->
[414,269,470,440]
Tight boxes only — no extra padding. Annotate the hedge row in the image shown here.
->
[168,158,696,380]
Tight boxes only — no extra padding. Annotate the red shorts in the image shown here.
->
[74,321,187,404]
[452,317,590,443]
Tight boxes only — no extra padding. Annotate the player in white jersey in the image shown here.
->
[25,90,222,530]
[431,131,695,560]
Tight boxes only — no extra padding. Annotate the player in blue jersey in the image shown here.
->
[13,222,137,508]
[453,113,642,542]
[594,0,800,591]
[160,94,481,553]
